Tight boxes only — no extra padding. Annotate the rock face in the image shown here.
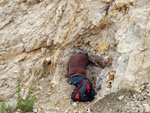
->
[0,0,150,112]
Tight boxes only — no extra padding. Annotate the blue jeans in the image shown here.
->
[67,75,86,86]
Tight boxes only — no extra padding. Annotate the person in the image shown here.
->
[67,48,95,102]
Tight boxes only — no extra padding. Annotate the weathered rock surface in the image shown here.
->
[0,0,150,112]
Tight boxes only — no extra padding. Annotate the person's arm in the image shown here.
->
[87,53,104,68]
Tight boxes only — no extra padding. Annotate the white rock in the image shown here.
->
[46,57,51,62]
[0,0,150,112]
[73,102,77,106]
[33,109,38,112]
[118,95,124,100]
[143,104,150,112]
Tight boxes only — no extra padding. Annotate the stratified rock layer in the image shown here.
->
[0,0,150,112]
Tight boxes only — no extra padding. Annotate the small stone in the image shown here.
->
[74,110,78,113]
[38,109,41,111]
[33,109,38,112]
[109,75,114,80]
[16,109,20,112]
[118,95,124,100]
[46,57,51,63]
[86,108,91,112]
[73,102,77,106]
[14,70,18,73]
[65,110,68,113]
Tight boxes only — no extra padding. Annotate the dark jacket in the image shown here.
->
[67,53,89,78]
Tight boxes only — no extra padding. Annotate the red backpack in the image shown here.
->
[71,79,95,102]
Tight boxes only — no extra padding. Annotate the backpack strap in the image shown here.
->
[75,93,80,99]
[86,84,90,94]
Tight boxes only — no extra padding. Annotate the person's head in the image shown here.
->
[76,48,85,54]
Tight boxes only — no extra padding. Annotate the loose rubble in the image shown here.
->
[93,83,150,113]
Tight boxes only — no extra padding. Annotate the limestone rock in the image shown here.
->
[143,104,150,112]
[0,0,150,112]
